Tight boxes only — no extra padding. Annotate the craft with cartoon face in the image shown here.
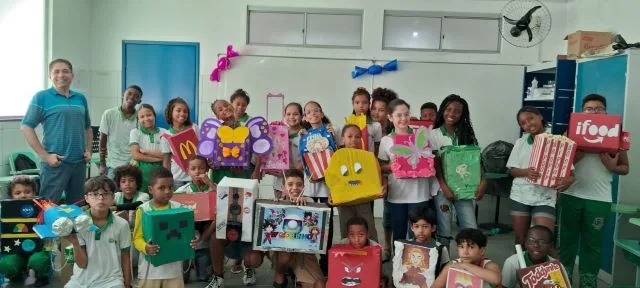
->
[341,262,363,287]
[197,117,273,167]
[141,207,195,266]
[325,148,381,206]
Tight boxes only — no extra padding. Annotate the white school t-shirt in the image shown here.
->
[129,127,170,155]
[160,124,200,183]
[378,135,431,203]
[506,134,559,207]
[99,106,138,168]
[366,122,383,153]
[501,254,559,288]
[65,213,131,288]
[563,153,614,203]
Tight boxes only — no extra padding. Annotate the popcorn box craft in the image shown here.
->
[300,126,337,180]
[517,260,571,288]
[253,200,331,254]
[0,199,43,257]
[215,177,258,242]
[262,122,290,173]
[345,114,369,151]
[568,113,622,153]
[391,127,436,179]
[446,267,483,288]
[164,128,199,173]
[440,145,482,199]
[325,148,381,206]
[392,240,439,288]
[171,191,216,222]
[527,133,576,188]
[327,244,381,288]
[142,207,195,266]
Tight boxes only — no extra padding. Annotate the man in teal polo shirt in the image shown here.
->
[20,59,92,204]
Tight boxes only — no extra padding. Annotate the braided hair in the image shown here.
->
[434,94,478,145]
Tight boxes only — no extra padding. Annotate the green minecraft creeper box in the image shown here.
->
[440,145,481,200]
[142,207,195,266]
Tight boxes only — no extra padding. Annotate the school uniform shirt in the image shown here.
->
[133,201,184,280]
[366,121,383,153]
[428,127,456,196]
[129,127,170,161]
[378,135,431,204]
[506,134,561,207]
[99,106,138,168]
[563,153,613,202]
[175,182,211,193]
[65,211,131,288]
[161,124,200,183]
[501,253,559,288]
[114,191,150,227]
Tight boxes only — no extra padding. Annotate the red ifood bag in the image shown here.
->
[568,113,622,152]
[328,244,381,288]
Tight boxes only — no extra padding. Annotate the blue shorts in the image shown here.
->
[40,161,86,204]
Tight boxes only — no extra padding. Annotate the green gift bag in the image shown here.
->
[440,145,481,200]
[142,207,195,266]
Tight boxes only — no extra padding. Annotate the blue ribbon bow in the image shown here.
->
[351,59,398,79]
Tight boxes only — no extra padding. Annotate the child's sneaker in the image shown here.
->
[243,268,257,286]
[205,275,224,288]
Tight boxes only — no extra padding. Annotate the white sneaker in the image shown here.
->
[205,275,224,288]
[243,268,257,286]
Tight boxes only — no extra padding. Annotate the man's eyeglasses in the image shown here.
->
[87,192,114,199]
[584,107,605,113]
[525,237,551,246]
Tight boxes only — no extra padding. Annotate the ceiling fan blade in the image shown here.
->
[523,5,542,21]
[503,16,518,25]
[527,27,534,42]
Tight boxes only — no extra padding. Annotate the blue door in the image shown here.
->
[122,41,199,129]
[575,54,628,274]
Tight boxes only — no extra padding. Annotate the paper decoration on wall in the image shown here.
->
[209,44,240,82]
[171,191,216,222]
[142,207,195,266]
[391,127,436,179]
[345,114,369,150]
[351,59,398,79]
[0,199,43,256]
[446,267,483,288]
[527,133,576,188]
[300,126,337,180]
[164,128,199,173]
[327,244,381,288]
[197,117,273,167]
[326,148,381,206]
[32,199,96,238]
[252,200,331,254]
[392,241,438,288]
[440,145,482,200]
[215,177,258,242]
[568,113,627,153]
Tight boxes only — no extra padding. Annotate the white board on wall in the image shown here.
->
[373,61,524,147]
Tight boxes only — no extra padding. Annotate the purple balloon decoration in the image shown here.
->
[209,45,240,82]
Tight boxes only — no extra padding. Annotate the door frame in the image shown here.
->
[122,40,200,122]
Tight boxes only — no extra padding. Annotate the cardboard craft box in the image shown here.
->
[390,128,436,179]
[392,240,439,288]
[446,267,484,288]
[0,199,43,257]
[565,31,613,59]
[517,260,571,288]
[327,244,381,288]
[409,120,434,130]
[164,128,199,173]
[262,122,290,173]
[142,207,195,266]
[528,134,576,188]
[215,177,258,242]
[568,113,624,153]
[440,145,481,199]
[252,200,331,254]
[300,126,337,180]
[171,191,216,222]
[326,148,382,206]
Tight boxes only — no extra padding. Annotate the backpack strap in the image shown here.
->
[435,244,445,276]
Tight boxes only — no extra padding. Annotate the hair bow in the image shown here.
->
[210,45,240,82]
[351,59,398,79]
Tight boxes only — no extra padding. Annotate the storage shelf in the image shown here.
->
[527,61,556,73]
[524,97,554,102]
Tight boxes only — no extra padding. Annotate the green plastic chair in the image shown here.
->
[8,151,40,175]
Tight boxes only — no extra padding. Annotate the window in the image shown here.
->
[383,11,501,53]
[247,7,363,48]
[0,0,46,119]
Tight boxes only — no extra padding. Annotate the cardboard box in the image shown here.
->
[390,128,436,179]
[409,120,434,130]
[172,191,216,222]
[164,128,199,173]
[300,126,337,180]
[328,244,381,288]
[142,207,195,266]
[392,240,439,288]
[517,260,571,288]
[565,31,612,59]
[252,200,331,254]
[528,134,576,188]
[568,113,622,152]
[215,177,258,242]
[326,148,382,206]
[440,145,481,199]
[446,268,483,288]
[262,122,290,173]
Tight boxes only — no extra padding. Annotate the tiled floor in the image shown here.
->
[9,219,610,288]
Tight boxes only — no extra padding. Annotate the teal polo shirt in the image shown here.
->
[22,87,91,164]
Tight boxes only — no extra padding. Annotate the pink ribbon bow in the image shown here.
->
[209,45,240,82]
